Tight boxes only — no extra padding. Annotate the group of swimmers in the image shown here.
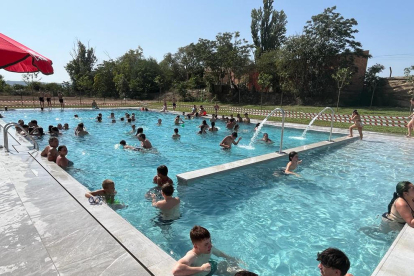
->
[16,119,69,137]
[40,137,71,169]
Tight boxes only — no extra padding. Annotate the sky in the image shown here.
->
[1,0,413,83]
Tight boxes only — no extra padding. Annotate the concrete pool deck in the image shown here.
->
[1,112,414,276]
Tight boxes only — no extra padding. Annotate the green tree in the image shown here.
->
[0,74,6,92]
[113,74,129,99]
[332,67,353,112]
[365,64,385,108]
[258,73,272,109]
[65,40,97,94]
[93,60,117,99]
[302,6,366,98]
[251,0,287,59]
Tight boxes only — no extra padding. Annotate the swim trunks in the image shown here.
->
[39,97,44,102]
[59,99,64,103]
[47,98,51,102]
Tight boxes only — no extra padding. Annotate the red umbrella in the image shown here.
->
[0,33,54,75]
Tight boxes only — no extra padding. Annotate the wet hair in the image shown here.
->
[387,181,412,214]
[37,127,44,135]
[49,137,58,144]
[57,145,67,152]
[316,248,350,276]
[48,125,53,132]
[157,165,168,176]
[74,114,78,117]
[289,151,298,161]
[230,118,235,122]
[138,133,146,140]
[120,117,125,121]
[51,127,59,132]
[127,118,132,123]
[23,124,29,129]
[255,123,260,128]
[234,124,239,130]
[136,127,144,135]
[232,132,238,138]
[234,271,258,276]
[161,184,174,196]
[31,120,38,125]
[174,128,179,133]
[120,140,126,145]
[202,120,207,125]
[78,123,84,128]
[102,179,114,189]
[97,117,102,122]
[353,110,359,115]
[190,225,210,244]
[187,114,191,119]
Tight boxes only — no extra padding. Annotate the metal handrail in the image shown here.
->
[324,107,335,142]
[3,122,39,152]
[272,108,286,153]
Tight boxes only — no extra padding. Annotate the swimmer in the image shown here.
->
[41,137,59,162]
[151,184,180,211]
[317,248,354,276]
[85,179,117,204]
[226,118,236,129]
[172,226,239,276]
[50,127,60,136]
[112,119,116,123]
[97,116,102,122]
[153,165,173,187]
[119,140,140,150]
[75,123,89,136]
[130,124,136,133]
[174,115,184,125]
[136,127,144,136]
[209,121,218,132]
[236,114,243,123]
[262,133,273,143]
[198,120,209,134]
[110,112,115,119]
[57,123,63,130]
[74,114,78,118]
[56,145,71,169]
[285,151,302,176]
[220,132,242,149]
[138,133,152,149]
[63,123,69,130]
[348,110,363,140]
[157,118,162,125]
[172,128,181,139]
[243,113,250,123]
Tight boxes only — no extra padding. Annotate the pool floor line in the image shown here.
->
[177,135,357,184]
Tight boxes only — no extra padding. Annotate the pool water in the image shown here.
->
[3,109,406,275]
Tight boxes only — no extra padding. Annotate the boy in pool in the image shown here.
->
[172,226,239,276]
[85,179,117,204]
[151,184,180,211]
[41,137,59,162]
[138,133,152,149]
[153,165,173,187]
[285,151,302,176]
[56,145,71,169]
[220,132,242,149]
[119,140,140,150]
[172,128,181,139]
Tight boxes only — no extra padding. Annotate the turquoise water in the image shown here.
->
[3,109,408,275]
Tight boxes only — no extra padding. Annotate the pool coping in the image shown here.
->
[2,110,413,276]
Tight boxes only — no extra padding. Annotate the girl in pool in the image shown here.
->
[262,133,273,143]
[381,181,414,232]
[348,110,363,140]
[285,151,302,177]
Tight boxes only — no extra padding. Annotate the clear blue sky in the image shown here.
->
[1,0,413,83]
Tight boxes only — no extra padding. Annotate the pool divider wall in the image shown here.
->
[176,135,358,184]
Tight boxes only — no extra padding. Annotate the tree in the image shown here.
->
[251,0,287,59]
[93,60,117,99]
[302,6,367,99]
[65,40,97,94]
[0,74,6,92]
[365,64,385,108]
[332,67,353,112]
[258,73,272,109]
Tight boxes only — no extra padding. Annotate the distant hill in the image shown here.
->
[6,80,27,86]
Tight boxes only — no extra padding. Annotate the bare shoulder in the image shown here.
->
[178,250,197,265]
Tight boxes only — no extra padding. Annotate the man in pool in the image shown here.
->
[316,248,353,276]
[153,165,173,187]
[243,113,250,123]
[138,133,152,149]
[172,128,181,139]
[220,132,242,149]
[285,151,302,176]
[172,226,238,276]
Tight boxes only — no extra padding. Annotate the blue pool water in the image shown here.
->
[3,109,409,275]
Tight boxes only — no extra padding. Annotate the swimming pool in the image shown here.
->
[4,109,404,275]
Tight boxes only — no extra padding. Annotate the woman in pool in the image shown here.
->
[262,133,273,143]
[285,151,302,177]
[348,110,363,140]
[381,181,414,232]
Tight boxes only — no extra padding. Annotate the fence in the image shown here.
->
[176,104,410,128]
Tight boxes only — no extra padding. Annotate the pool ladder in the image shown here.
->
[2,122,39,152]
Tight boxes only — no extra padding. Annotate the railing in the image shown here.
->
[3,123,39,152]
[274,108,286,154]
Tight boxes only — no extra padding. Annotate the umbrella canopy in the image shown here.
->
[0,33,53,75]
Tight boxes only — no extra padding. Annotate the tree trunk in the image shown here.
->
[369,85,376,109]
[260,90,263,110]
[336,88,341,112]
